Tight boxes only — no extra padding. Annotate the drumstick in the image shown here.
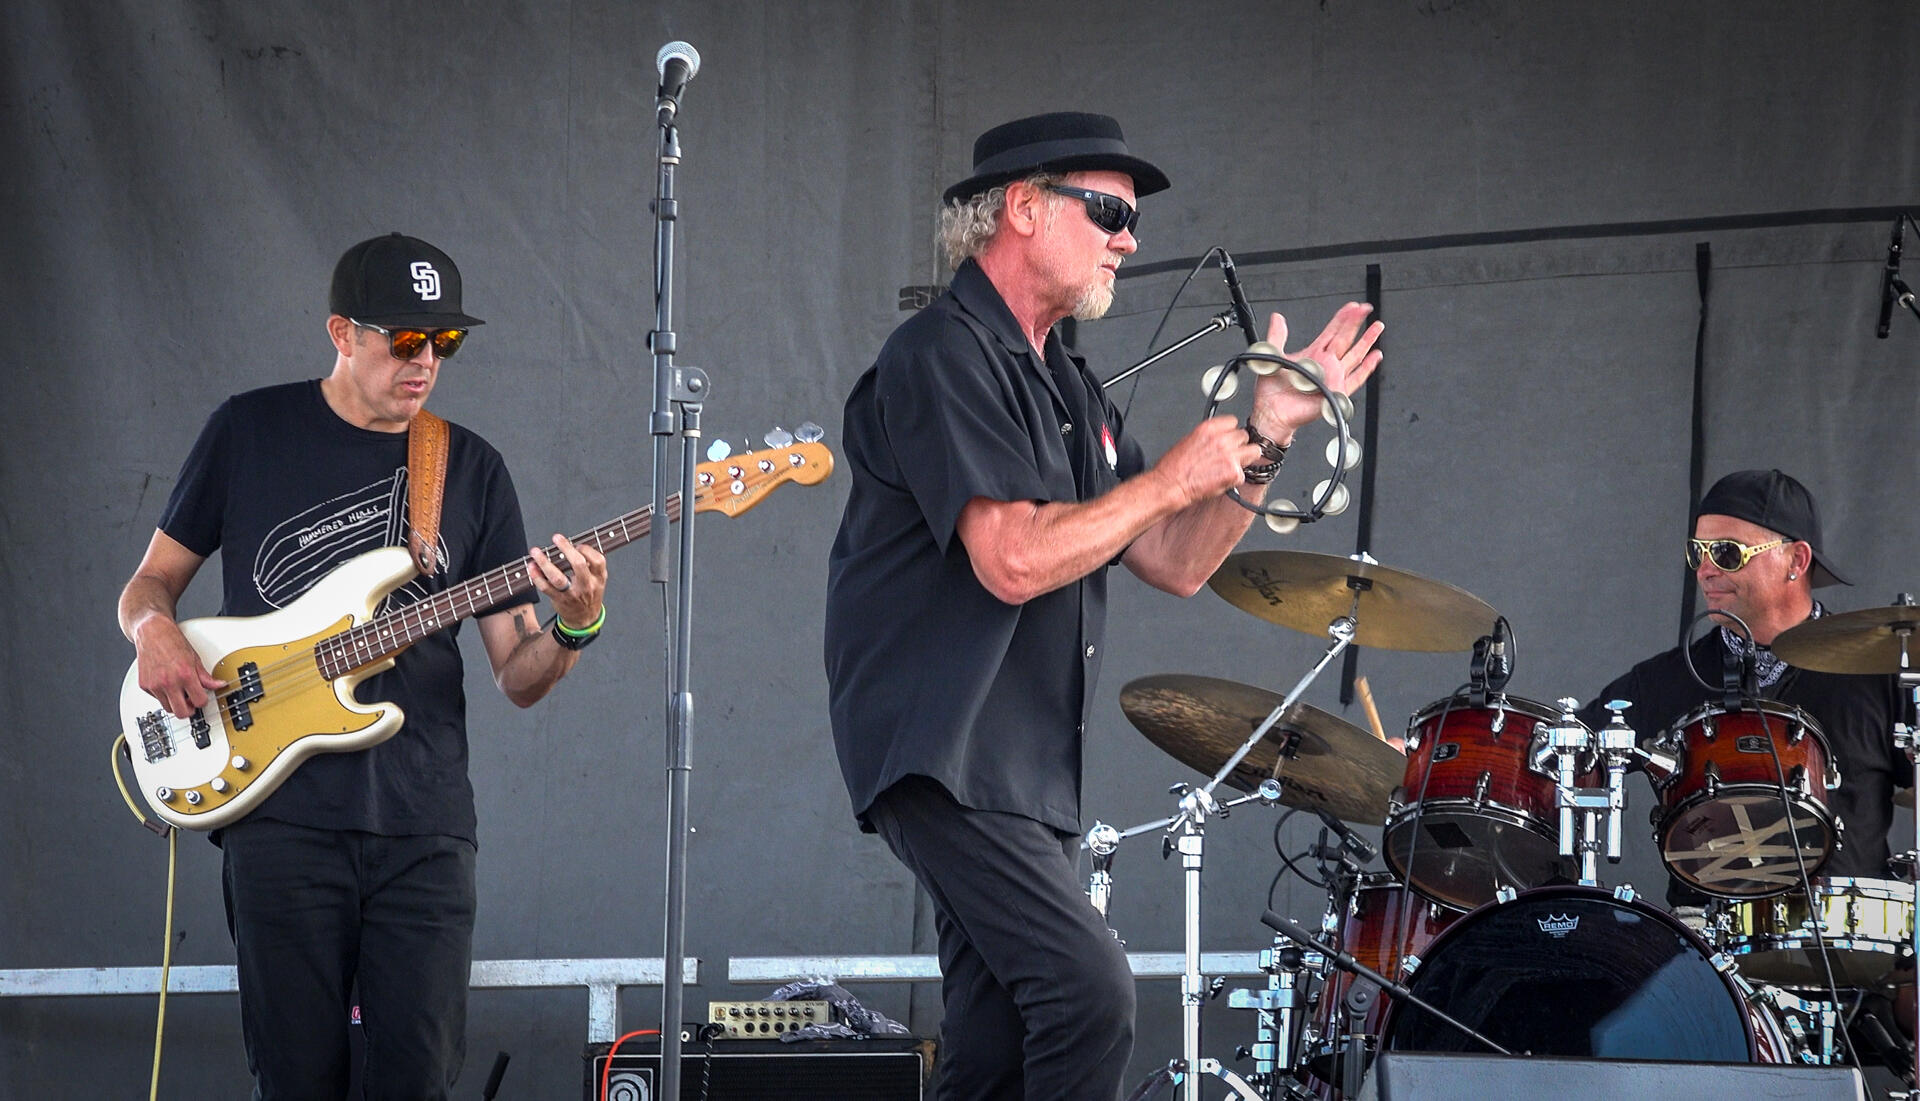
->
[1355,675,1389,744]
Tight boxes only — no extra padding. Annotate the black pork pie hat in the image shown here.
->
[329,232,485,329]
[1695,468,1849,588]
[943,111,1170,205]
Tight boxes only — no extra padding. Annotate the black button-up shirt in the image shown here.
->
[825,259,1148,834]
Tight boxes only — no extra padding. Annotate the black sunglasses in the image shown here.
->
[1686,537,1789,572]
[1044,184,1140,236]
[352,319,468,361]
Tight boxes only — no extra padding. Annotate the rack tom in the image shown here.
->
[1383,694,1588,911]
[1651,700,1839,899]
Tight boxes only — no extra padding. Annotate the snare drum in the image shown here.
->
[1380,885,1786,1063]
[1383,694,1587,911]
[1724,876,1915,988]
[1652,700,1839,898]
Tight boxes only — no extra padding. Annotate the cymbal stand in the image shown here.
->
[1153,611,1357,1101]
[1086,782,1284,927]
[1885,597,1918,1091]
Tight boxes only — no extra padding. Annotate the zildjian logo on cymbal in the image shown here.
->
[1241,566,1287,606]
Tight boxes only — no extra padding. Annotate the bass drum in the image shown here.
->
[1380,885,1784,1063]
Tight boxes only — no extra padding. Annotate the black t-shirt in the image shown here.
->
[824,259,1149,834]
[1583,630,1912,894]
[159,380,536,844]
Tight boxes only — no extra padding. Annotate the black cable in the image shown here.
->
[1751,700,1854,1066]
[1682,608,1851,1064]
[1121,247,1224,423]
[1389,684,1472,985]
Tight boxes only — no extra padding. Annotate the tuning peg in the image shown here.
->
[795,422,825,443]
[763,426,795,448]
[705,439,733,462]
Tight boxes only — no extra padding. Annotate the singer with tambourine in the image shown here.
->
[823,111,1382,1099]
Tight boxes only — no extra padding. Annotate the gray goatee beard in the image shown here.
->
[1071,261,1121,321]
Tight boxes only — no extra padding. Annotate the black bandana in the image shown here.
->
[1721,601,1825,689]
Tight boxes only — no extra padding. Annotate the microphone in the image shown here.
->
[1487,616,1513,691]
[1313,807,1377,863]
[1219,249,1261,345]
[655,41,701,125]
[1880,217,1904,339]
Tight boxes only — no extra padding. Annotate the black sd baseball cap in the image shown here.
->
[1696,468,1849,588]
[329,232,484,329]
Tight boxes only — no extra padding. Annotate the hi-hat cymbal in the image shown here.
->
[1771,602,1920,675]
[1119,673,1403,823]
[1208,550,1497,652]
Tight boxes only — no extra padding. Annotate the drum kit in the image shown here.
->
[1101,551,1920,1101]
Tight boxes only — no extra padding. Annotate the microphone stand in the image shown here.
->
[648,101,710,1100]
[1101,309,1236,389]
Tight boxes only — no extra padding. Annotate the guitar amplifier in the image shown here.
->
[583,1035,931,1100]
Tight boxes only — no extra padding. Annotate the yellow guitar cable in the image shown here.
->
[112,734,176,1101]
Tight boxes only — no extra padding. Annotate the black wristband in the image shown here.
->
[1245,423,1291,464]
[550,617,600,651]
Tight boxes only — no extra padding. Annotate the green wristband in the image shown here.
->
[554,606,606,638]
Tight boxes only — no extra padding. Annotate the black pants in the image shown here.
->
[868,776,1136,1101]
[220,819,477,1101]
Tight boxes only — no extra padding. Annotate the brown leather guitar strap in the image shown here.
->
[407,409,450,576]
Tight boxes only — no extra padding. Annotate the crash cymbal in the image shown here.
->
[1771,601,1920,675]
[1119,673,1403,823]
[1208,550,1498,652]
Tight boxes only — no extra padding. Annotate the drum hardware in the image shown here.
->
[1749,985,1842,1065]
[1086,821,1122,928]
[1530,699,1672,886]
[1225,938,1319,1100]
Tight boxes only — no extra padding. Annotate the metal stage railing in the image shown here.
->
[727,951,1264,985]
[0,957,698,1043]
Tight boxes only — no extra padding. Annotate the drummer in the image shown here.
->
[1579,468,1913,901]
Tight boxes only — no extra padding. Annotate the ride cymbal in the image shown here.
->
[1208,550,1498,652]
[1119,673,1402,823]
[1771,601,1920,675]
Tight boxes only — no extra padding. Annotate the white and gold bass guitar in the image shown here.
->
[117,440,833,830]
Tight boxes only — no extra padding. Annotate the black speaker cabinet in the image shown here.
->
[1374,1052,1866,1100]
[583,1035,931,1100]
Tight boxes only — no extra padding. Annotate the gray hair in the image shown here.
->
[936,171,1064,270]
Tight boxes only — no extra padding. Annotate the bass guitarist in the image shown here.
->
[116,233,609,1100]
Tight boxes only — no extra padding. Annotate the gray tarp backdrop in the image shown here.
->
[6,1,1919,1095]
